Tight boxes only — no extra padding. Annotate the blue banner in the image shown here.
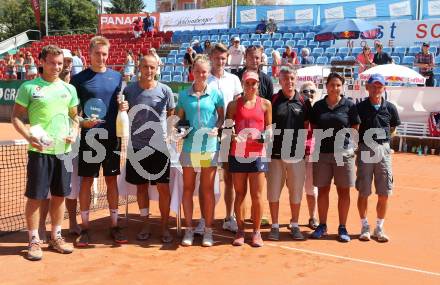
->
[319,0,417,25]
[237,5,319,27]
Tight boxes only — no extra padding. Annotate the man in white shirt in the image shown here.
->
[228,37,246,76]
[193,43,243,234]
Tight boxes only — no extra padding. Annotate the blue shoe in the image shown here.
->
[338,225,351,242]
[310,224,327,239]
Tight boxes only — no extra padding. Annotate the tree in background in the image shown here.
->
[0,0,36,41]
[205,0,254,8]
[105,0,145,14]
[0,0,98,41]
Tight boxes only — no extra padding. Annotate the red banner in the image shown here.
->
[99,13,160,34]
[28,0,41,27]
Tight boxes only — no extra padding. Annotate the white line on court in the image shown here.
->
[212,232,440,278]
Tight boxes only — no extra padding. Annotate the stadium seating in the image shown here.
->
[402,56,415,65]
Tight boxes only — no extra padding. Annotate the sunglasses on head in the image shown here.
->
[302,89,316,95]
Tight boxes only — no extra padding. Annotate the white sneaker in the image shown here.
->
[373,227,389,242]
[222,216,238,233]
[202,228,214,247]
[359,225,371,241]
[181,228,195,246]
[194,218,205,235]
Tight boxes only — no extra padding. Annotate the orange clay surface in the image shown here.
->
[0,123,439,285]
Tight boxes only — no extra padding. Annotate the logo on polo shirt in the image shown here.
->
[31,86,43,99]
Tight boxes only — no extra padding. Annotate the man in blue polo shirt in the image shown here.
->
[71,36,127,246]
[356,74,400,242]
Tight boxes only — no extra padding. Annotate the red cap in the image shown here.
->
[242,71,259,82]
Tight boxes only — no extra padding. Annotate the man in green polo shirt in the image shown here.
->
[11,45,79,261]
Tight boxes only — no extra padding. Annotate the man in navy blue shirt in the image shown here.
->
[355,74,400,242]
[71,36,127,246]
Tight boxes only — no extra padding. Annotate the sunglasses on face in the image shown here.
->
[302,89,316,95]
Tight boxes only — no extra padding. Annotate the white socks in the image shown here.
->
[28,229,39,243]
[110,209,118,226]
[139,208,149,217]
[361,218,384,228]
[361,218,369,227]
[290,222,299,228]
[376,218,385,229]
[51,225,62,240]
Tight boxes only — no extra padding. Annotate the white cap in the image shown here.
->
[232,36,240,42]
[62,49,72,58]
[193,39,199,44]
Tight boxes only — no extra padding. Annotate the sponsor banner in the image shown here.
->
[0,80,25,105]
[99,13,160,34]
[330,19,440,47]
[159,7,230,31]
[237,5,318,26]
[320,0,417,25]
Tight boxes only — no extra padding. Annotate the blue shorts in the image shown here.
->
[228,156,268,173]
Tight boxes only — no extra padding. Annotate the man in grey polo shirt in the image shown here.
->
[356,74,400,242]
[120,54,176,243]
[193,43,243,235]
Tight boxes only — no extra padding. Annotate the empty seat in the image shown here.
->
[308,40,318,48]
[325,47,337,57]
[305,32,316,40]
[296,40,308,49]
[316,56,329,65]
[175,65,185,73]
[173,75,183,82]
[408,46,421,56]
[337,47,350,57]
[312,47,324,57]
[391,56,401,64]
[161,74,172,82]
[240,34,249,41]
[163,65,174,72]
[271,33,282,40]
[261,34,271,40]
[250,34,260,40]
[293,33,304,40]
[282,33,293,40]
[241,40,250,47]
[220,35,230,43]
[263,40,273,48]
[330,56,342,63]
[273,40,285,49]
[285,40,296,47]
[402,56,415,65]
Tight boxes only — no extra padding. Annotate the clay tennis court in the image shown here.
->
[0,122,439,285]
